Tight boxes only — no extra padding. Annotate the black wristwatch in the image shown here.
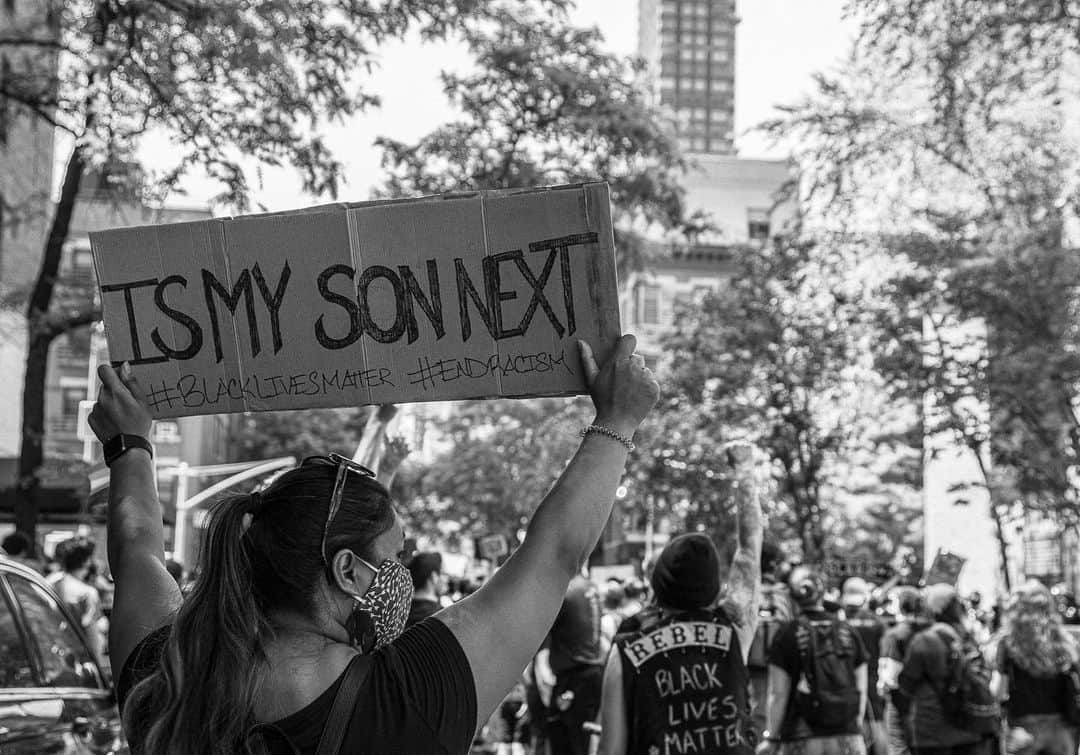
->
[103,434,153,467]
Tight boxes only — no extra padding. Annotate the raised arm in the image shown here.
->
[724,442,763,658]
[88,364,182,675]
[757,664,791,754]
[437,335,659,729]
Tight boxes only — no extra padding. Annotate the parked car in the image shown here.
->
[0,555,125,753]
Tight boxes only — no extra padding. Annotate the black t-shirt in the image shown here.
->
[117,617,476,754]
[996,641,1070,720]
[549,576,604,673]
[768,610,868,739]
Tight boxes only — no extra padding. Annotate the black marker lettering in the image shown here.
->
[528,232,598,337]
[251,261,291,355]
[455,258,495,341]
[399,261,444,343]
[150,275,203,361]
[485,250,524,339]
[514,247,564,336]
[201,268,259,363]
[314,264,360,350]
[357,265,406,344]
[100,278,167,364]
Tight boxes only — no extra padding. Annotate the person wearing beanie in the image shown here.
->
[756,566,869,755]
[895,584,999,755]
[599,442,763,755]
[842,578,887,755]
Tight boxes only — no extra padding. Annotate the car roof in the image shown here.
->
[0,554,52,585]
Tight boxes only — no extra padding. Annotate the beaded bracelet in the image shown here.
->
[580,424,635,451]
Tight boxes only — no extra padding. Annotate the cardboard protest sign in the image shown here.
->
[924,549,966,586]
[90,183,620,418]
[820,558,894,583]
[477,533,509,561]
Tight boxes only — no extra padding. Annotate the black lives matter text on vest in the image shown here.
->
[615,609,754,755]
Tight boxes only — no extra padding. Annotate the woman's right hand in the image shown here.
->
[579,334,660,437]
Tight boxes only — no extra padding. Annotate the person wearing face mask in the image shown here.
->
[88,334,659,755]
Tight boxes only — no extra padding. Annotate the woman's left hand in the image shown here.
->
[88,362,152,442]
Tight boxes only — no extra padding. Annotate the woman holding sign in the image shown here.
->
[88,334,658,755]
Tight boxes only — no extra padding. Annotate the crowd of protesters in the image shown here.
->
[2,529,114,672]
[466,542,1080,755]
[3,335,1079,755]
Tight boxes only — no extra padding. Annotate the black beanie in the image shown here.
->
[650,533,722,610]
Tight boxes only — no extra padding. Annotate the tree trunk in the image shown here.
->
[14,149,85,552]
[989,501,1013,593]
[970,439,1013,593]
[14,332,54,544]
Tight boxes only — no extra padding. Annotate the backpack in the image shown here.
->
[1064,663,1080,726]
[793,618,861,730]
[747,582,794,669]
[933,626,1000,736]
[1002,646,1080,727]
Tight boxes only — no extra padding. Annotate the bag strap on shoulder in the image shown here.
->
[316,654,374,755]
[795,618,816,683]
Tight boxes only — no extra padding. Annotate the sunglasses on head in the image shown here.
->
[299,453,376,568]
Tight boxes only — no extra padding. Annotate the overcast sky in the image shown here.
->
[141,0,855,212]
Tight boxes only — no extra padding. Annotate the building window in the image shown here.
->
[639,285,661,325]
[69,246,93,272]
[748,208,770,241]
[153,421,182,445]
[60,327,91,361]
[54,378,89,434]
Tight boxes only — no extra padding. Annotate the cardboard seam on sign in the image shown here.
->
[478,191,504,399]
[346,206,376,409]
[219,220,246,413]
[156,224,178,414]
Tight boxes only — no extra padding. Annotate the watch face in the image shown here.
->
[104,436,124,462]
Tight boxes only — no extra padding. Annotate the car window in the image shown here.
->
[0,584,34,686]
[7,574,101,688]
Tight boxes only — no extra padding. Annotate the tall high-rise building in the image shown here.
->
[638,0,737,154]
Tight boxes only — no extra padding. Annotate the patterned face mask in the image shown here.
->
[350,557,413,651]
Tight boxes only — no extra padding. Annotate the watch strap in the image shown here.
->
[104,434,153,467]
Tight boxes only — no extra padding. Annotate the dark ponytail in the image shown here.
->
[123,462,394,754]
